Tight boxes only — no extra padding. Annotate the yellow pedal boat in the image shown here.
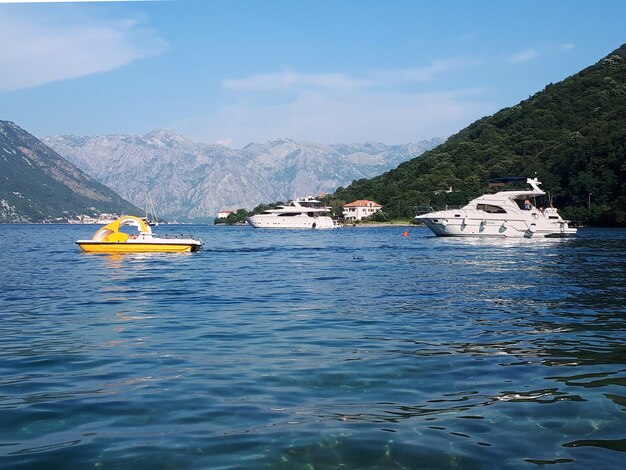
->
[76,216,203,253]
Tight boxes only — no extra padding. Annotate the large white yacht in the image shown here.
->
[415,177,577,238]
[246,196,337,229]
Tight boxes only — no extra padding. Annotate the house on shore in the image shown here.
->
[342,200,382,221]
[216,210,235,219]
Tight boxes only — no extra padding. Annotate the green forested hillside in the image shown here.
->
[0,120,140,222]
[330,45,626,226]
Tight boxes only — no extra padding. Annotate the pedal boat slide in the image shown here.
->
[76,216,203,253]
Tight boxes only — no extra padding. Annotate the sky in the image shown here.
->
[0,0,625,147]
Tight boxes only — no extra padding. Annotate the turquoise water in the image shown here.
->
[1,224,625,469]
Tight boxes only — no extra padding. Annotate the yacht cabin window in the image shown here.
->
[476,204,507,214]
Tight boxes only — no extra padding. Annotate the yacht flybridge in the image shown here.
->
[415,178,577,238]
[246,196,337,229]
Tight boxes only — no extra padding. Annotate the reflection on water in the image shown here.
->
[0,225,625,468]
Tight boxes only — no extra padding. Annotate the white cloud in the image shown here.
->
[210,58,491,145]
[0,11,167,91]
[222,70,372,92]
[199,86,493,146]
[222,56,478,93]
[508,49,539,64]
[506,44,575,66]
[373,56,482,84]
[215,137,233,147]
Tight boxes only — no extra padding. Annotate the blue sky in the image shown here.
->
[1,0,625,147]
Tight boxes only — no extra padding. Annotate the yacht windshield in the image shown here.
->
[476,204,507,213]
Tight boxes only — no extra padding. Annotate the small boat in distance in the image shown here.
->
[76,216,203,253]
[415,177,577,238]
[246,196,337,229]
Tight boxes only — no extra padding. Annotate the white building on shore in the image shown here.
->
[216,210,235,219]
[342,200,382,221]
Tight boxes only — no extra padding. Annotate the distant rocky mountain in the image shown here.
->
[0,120,140,223]
[43,131,443,221]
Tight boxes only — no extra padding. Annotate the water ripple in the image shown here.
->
[1,225,625,468]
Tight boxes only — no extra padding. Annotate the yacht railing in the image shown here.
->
[414,205,552,223]
[414,205,464,215]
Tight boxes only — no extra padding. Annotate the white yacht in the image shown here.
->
[415,177,577,238]
[246,196,337,229]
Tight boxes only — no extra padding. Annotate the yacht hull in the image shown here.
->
[246,196,337,229]
[419,216,576,238]
[246,215,336,229]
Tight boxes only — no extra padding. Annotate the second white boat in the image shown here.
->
[246,196,337,229]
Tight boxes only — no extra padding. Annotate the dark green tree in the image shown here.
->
[324,44,626,226]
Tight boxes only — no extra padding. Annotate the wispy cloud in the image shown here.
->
[202,87,492,146]
[222,56,479,93]
[222,70,372,92]
[211,57,492,145]
[506,43,575,65]
[508,49,539,64]
[214,137,233,147]
[373,56,482,84]
[0,11,167,91]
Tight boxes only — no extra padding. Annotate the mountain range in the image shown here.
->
[43,132,442,221]
[0,120,140,223]
[10,42,624,226]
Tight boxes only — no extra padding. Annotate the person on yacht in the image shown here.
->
[523,199,532,210]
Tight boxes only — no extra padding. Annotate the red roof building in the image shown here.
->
[342,200,382,221]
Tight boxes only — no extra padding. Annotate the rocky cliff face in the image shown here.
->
[43,130,442,221]
[0,120,140,223]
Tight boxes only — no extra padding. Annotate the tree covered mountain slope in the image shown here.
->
[0,120,140,223]
[332,44,626,226]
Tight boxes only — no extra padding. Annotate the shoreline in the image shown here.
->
[345,222,416,227]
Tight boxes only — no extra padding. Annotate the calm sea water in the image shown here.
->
[1,224,625,469]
